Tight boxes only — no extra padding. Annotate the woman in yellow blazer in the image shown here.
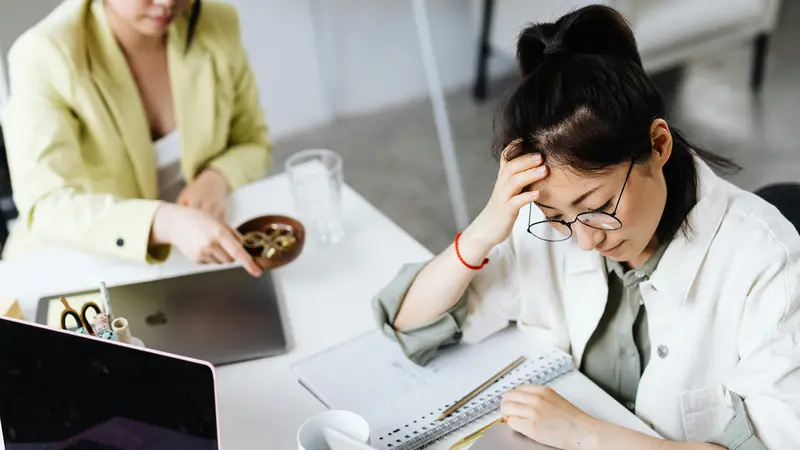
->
[1,0,267,276]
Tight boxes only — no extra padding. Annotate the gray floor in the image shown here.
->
[274,2,800,253]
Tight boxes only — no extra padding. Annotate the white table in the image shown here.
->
[0,174,434,449]
[0,175,655,449]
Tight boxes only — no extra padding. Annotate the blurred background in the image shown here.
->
[0,0,797,252]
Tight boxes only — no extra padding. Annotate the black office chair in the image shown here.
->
[755,183,800,232]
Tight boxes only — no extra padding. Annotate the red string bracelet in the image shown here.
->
[454,232,489,270]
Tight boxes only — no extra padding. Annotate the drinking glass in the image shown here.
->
[285,149,345,245]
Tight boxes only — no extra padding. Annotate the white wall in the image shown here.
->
[0,0,62,55]
[0,0,517,139]
[0,0,63,105]
[225,0,331,138]
[321,0,477,116]
[234,0,499,135]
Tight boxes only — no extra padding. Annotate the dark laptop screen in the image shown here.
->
[0,318,218,450]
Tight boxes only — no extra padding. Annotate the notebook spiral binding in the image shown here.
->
[389,351,574,450]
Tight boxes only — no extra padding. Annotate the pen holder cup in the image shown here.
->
[236,215,306,270]
[111,317,145,348]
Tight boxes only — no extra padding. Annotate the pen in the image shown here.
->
[438,356,526,420]
[99,282,114,322]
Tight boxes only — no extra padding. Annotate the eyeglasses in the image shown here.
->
[527,160,635,242]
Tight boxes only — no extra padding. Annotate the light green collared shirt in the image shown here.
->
[580,244,668,411]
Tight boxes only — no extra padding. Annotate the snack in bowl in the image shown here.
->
[236,215,306,269]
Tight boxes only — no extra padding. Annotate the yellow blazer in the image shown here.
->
[1,0,271,262]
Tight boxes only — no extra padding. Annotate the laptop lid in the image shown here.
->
[36,268,289,366]
[0,317,219,450]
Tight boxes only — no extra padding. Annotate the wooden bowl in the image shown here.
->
[236,215,306,269]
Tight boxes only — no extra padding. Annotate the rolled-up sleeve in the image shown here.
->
[372,262,468,366]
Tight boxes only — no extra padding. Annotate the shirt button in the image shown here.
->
[116,238,125,247]
[627,347,638,358]
[625,401,635,411]
[657,345,669,359]
[634,271,645,278]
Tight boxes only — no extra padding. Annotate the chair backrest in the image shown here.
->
[755,183,800,232]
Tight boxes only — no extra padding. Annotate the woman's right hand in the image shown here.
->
[465,144,547,249]
[150,203,263,277]
[393,144,547,330]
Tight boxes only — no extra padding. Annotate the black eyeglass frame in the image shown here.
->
[527,159,636,242]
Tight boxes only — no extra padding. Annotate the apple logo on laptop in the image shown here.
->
[145,311,169,326]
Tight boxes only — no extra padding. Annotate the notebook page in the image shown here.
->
[293,327,572,449]
[383,352,572,449]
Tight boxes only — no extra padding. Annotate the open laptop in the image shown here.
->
[0,317,219,450]
[36,268,289,366]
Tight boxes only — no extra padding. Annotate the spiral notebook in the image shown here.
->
[292,327,574,450]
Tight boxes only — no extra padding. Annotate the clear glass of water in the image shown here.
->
[285,149,345,245]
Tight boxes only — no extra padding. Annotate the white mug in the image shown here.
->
[297,410,370,450]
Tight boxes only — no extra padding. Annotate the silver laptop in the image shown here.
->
[36,268,289,366]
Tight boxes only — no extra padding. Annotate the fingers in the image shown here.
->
[500,400,539,421]
[500,385,554,416]
[218,229,263,277]
[209,243,235,264]
[211,203,227,222]
[515,384,555,396]
[176,188,189,206]
[509,190,540,211]
[177,190,225,220]
[503,152,543,177]
[197,245,229,264]
[230,227,246,242]
[504,165,547,199]
[503,389,546,408]
[200,201,225,221]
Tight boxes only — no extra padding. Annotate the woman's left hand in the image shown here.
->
[501,385,599,450]
[177,168,229,221]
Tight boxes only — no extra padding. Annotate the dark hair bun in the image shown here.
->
[517,4,642,77]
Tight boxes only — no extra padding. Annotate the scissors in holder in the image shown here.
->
[59,297,102,336]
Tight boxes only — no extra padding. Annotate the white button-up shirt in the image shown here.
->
[461,160,800,447]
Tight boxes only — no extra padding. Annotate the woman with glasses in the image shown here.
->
[373,5,799,450]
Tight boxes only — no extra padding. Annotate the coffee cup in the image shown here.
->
[297,410,370,450]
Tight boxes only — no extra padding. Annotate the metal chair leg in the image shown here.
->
[751,33,769,92]
[473,0,495,101]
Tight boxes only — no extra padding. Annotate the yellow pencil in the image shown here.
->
[438,356,526,420]
[449,417,505,450]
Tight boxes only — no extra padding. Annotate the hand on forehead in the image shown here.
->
[533,162,625,211]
